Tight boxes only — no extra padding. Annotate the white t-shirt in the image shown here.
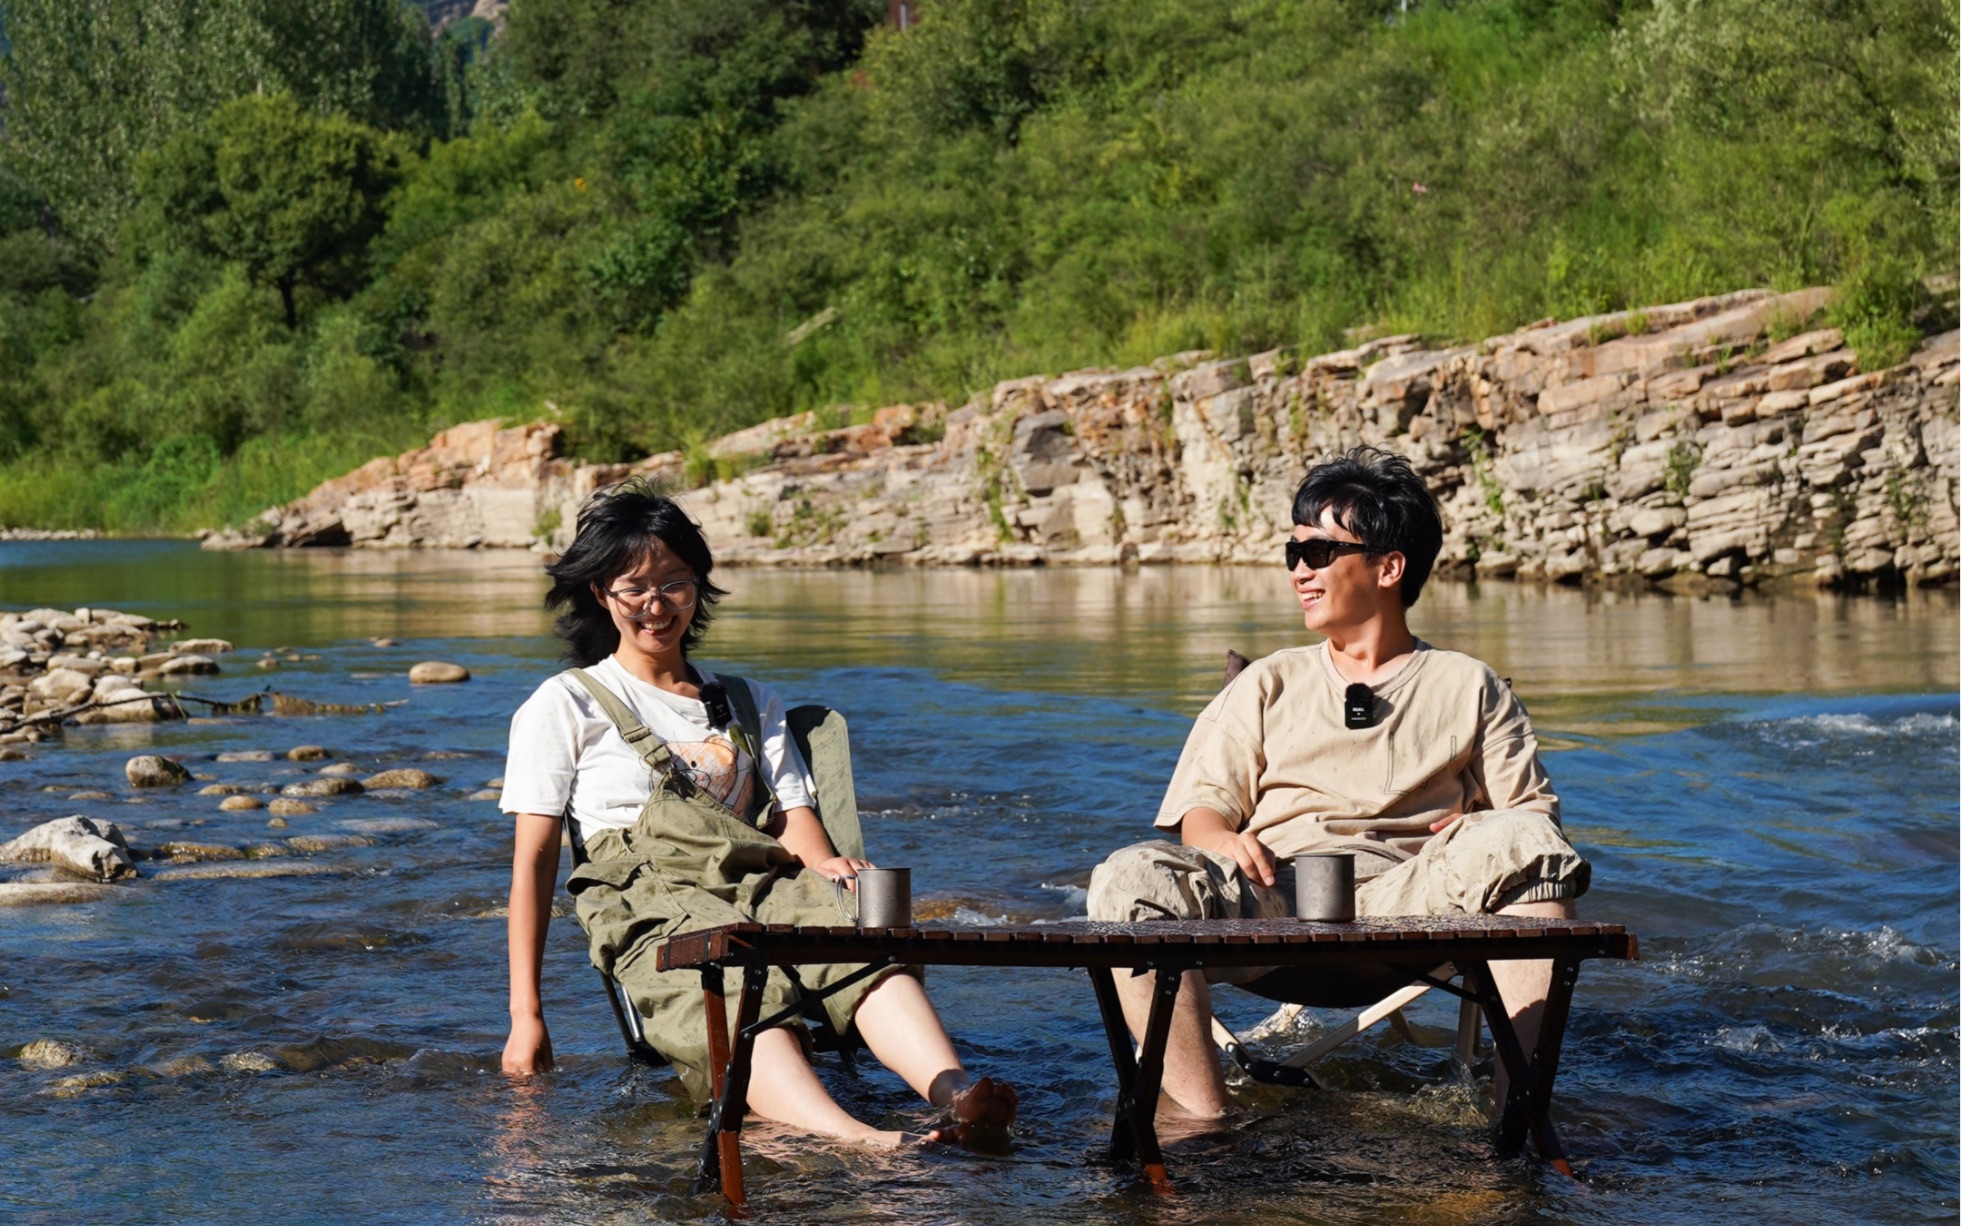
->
[499,656,814,842]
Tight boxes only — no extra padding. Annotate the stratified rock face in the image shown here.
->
[216,288,1961,590]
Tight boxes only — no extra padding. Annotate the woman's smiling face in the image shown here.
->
[596,538,699,664]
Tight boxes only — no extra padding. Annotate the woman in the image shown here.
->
[500,479,1015,1146]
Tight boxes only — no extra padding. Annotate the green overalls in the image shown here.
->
[560,668,907,1102]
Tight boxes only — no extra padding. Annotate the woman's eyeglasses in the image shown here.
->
[1285,539,1374,571]
[602,579,699,611]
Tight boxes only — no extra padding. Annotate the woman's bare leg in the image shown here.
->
[852,972,1017,1127]
[744,1026,907,1145]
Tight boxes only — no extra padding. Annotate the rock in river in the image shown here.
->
[363,768,440,790]
[125,755,191,787]
[281,777,363,798]
[0,816,137,881]
[266,800,313,818]
[287,745,331,762]
[218,795,264,812]
[408,661,470,684]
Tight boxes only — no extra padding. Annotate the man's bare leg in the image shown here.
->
[1487,898,1577,1105]
[1112,967,1232,1118]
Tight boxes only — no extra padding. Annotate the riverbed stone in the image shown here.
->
[199,783,244,796]
[281,777,363,798]
[126,755,191,787]
[363,768,440,790]
[170,638,234,654]
[17,1038,96,1069]
[316,762,363,776]
[0,881,117,906]
[266,799,313,818]
[158,841,245,862]
[408,661,470,684]
[159,654,220,676]
[0,815,136,881]
[219,795,264,812]
[285,833,375,852]
[217,750,276,763]
[287,745,331,761]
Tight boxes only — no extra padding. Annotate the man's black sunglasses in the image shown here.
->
[1285,538,1375,571]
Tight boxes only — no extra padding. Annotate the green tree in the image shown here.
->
[138,95,405,329]
[0,0,437,254]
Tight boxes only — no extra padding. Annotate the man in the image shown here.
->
[1086,445,1590,1118]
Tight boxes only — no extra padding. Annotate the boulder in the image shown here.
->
[408,661,470,684]
[125,755,191,787]
[363,768,441,790]
[281,777,364,798]
[0,816,136,881]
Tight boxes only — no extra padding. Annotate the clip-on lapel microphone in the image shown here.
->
[1343,682,1375,729]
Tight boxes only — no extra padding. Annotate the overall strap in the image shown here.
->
[565,668,700,801]
[713,672,778,819]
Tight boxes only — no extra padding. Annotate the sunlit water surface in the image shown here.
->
[1,542,1955,1225]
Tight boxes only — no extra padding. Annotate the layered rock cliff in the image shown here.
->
[208,287,1960,590]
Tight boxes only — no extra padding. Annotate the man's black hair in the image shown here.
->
[544,477,728,666]
[1292,446,1444,608]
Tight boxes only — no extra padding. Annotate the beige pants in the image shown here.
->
[1085,809,1590,983]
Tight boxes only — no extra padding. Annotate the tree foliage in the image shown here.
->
[0,0,1953,531]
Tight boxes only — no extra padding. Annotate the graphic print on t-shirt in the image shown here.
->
[669,735,754,814]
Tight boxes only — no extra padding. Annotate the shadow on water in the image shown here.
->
[0,543,1955,1224]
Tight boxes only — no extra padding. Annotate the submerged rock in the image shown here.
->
[281,777,363,798]
[408,661,470,684]
[287,745,330,762]
[284,834,374,853]
[17,1038,96,1069]
[157,841,245,862]
[217,750,275,763]
[316,762,363,777]
[363,768,440,790]
[0,881,118,906]
[125,755,191,787]
[198,783,244,796]
[0,815,137,881]
[266,800,312,818]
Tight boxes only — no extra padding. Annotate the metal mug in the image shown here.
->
[1293,852,1355,922]
[834,867,912,929]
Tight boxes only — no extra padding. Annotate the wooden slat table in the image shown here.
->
[656,915,1638,1206]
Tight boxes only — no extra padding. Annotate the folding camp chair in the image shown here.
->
[1205,651,1482,1089]
[567,703,869,1065]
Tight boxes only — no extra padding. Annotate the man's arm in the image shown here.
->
[1179,805,1278,887]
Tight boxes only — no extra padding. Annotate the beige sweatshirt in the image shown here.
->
[1154,641,1559,864]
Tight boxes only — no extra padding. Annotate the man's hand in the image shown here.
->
[503,1013,554,1077]
[1179,807,1277,886]
[813,854,873,886]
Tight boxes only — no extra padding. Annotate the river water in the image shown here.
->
[1,541,1955,1225]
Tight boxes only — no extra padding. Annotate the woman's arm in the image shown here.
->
[772,804,869,882]
[503,811,563,1076]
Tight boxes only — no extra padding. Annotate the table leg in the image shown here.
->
[1463,959,1576,1178]
[1086,968,1139,1161]
[693,962,768,1207]
[693,966,729,1195]
[1128,967,1183,1186]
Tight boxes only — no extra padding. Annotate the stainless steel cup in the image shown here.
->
[1294,853,1355,922]
[835,867,912,929]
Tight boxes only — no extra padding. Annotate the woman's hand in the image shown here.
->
[503,1013,554,1076]
[813,855,874,887]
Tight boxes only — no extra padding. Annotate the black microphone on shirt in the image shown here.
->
[1344,682,1375,729]
[700,681,733,730]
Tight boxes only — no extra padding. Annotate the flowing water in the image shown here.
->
[1,541,1955,1225]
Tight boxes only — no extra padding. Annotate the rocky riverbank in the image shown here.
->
[206,287,1960,591]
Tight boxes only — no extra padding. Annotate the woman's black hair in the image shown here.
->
[1292,446,1444,608]
[543,477,729,666]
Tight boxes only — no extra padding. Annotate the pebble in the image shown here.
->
[219,795,263,812]
[216,750,275,763]
[287,745,330,761]
[281,777,363,798]
[266,816,288,828]
[266,800,312,818]
[408,661,470,684]
[363,768,440,790]
[317,762,363,776]
[125,755,191,787]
